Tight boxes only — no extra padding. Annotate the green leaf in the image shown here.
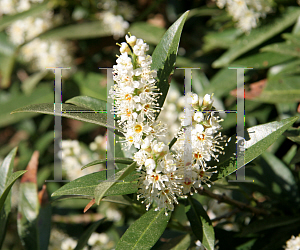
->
[157,234,191,250]
[18,182,39,250]
[229,52,294,69]
[82,158,134,170]
[66,96,107,111]
[211,116,298,181]
[0,2,49,32]
[254,75,300,103]
[0,32,16,55]
[1,84,53,128]
[0,147,18,249]
[212,7,300,68]
[38,195,51,250]
[74,219,105,250]
[11,103,124,136]
[185,197,214,250]
[72,71,107,101]
[240,216,300,236]
[203,28,243,52]
[128,22,166,45]
[116,207,171,250]
[21,71,48,95]
[0,170,27,212]
[282,33,300,46]
[284,127,300,144]
[51,170,138,198]
[261,41,300,57]
[94,162,137,204]
[38,21,112,40]
[0,47,17,88]
[151,10,189,115]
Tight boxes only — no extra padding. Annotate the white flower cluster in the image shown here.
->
[49,228,114,250]
[60,136,106,181]
[97,0,133,40]
[110,35,227,215]
[0,0,43,16]
[21,38,74,71]
[102,11,129,39]
[284,234,300,250]
[2,0,74,72]
[215,0,274,33]
[110,34,164,150]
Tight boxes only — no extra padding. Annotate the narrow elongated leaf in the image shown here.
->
[0,170,27,212]
[240,216,300,236]
[151,10,189,114]
[211,116,298,181]
[1,85,53,128]
[66,96,107,111]
[82,158,134,170]
[212,7,300,68]
[94,162,137,204]
[17,151,40,250]
[0,2,49,31]
[0,32,16,55]
[0,48,17,88]
[229,52,294,69]
[157,234,191,250]
[51,170,138,197]
[282,33,300,46]
[128,22,166,44]
[261,42,300,57]
[11,103,124,136]
[38,21,112,40]
[185,197,214,250]
[0,147,18,249]
[254,76,300,103]
[74,219,105,250]
[21,71,47,95]
[116,207,171,250]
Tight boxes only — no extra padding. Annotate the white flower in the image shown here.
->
[284,234,300,250]
[61,238,77,250]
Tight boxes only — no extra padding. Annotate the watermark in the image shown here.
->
[48,67,251,183]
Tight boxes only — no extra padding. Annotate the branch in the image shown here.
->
[196,187,269,215]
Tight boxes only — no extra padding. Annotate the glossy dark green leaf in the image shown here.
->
[94,162,137,204]
[211,116,298,181]
[74,219,105,250]
[212,7,300,68]
[185,197,214,250]
[38,21,112,40]
[116,207,171,250]
[81,158,134,170]
[128,22,166,44]
[0,2,49,31]
[51,170,138,198]
[11,103,124,136]
[66,96,107,111]
[38,197,51,250]
[0,147,18,249]
[151,10,189,115]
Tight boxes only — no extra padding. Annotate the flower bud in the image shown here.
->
[125,34,137,47]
